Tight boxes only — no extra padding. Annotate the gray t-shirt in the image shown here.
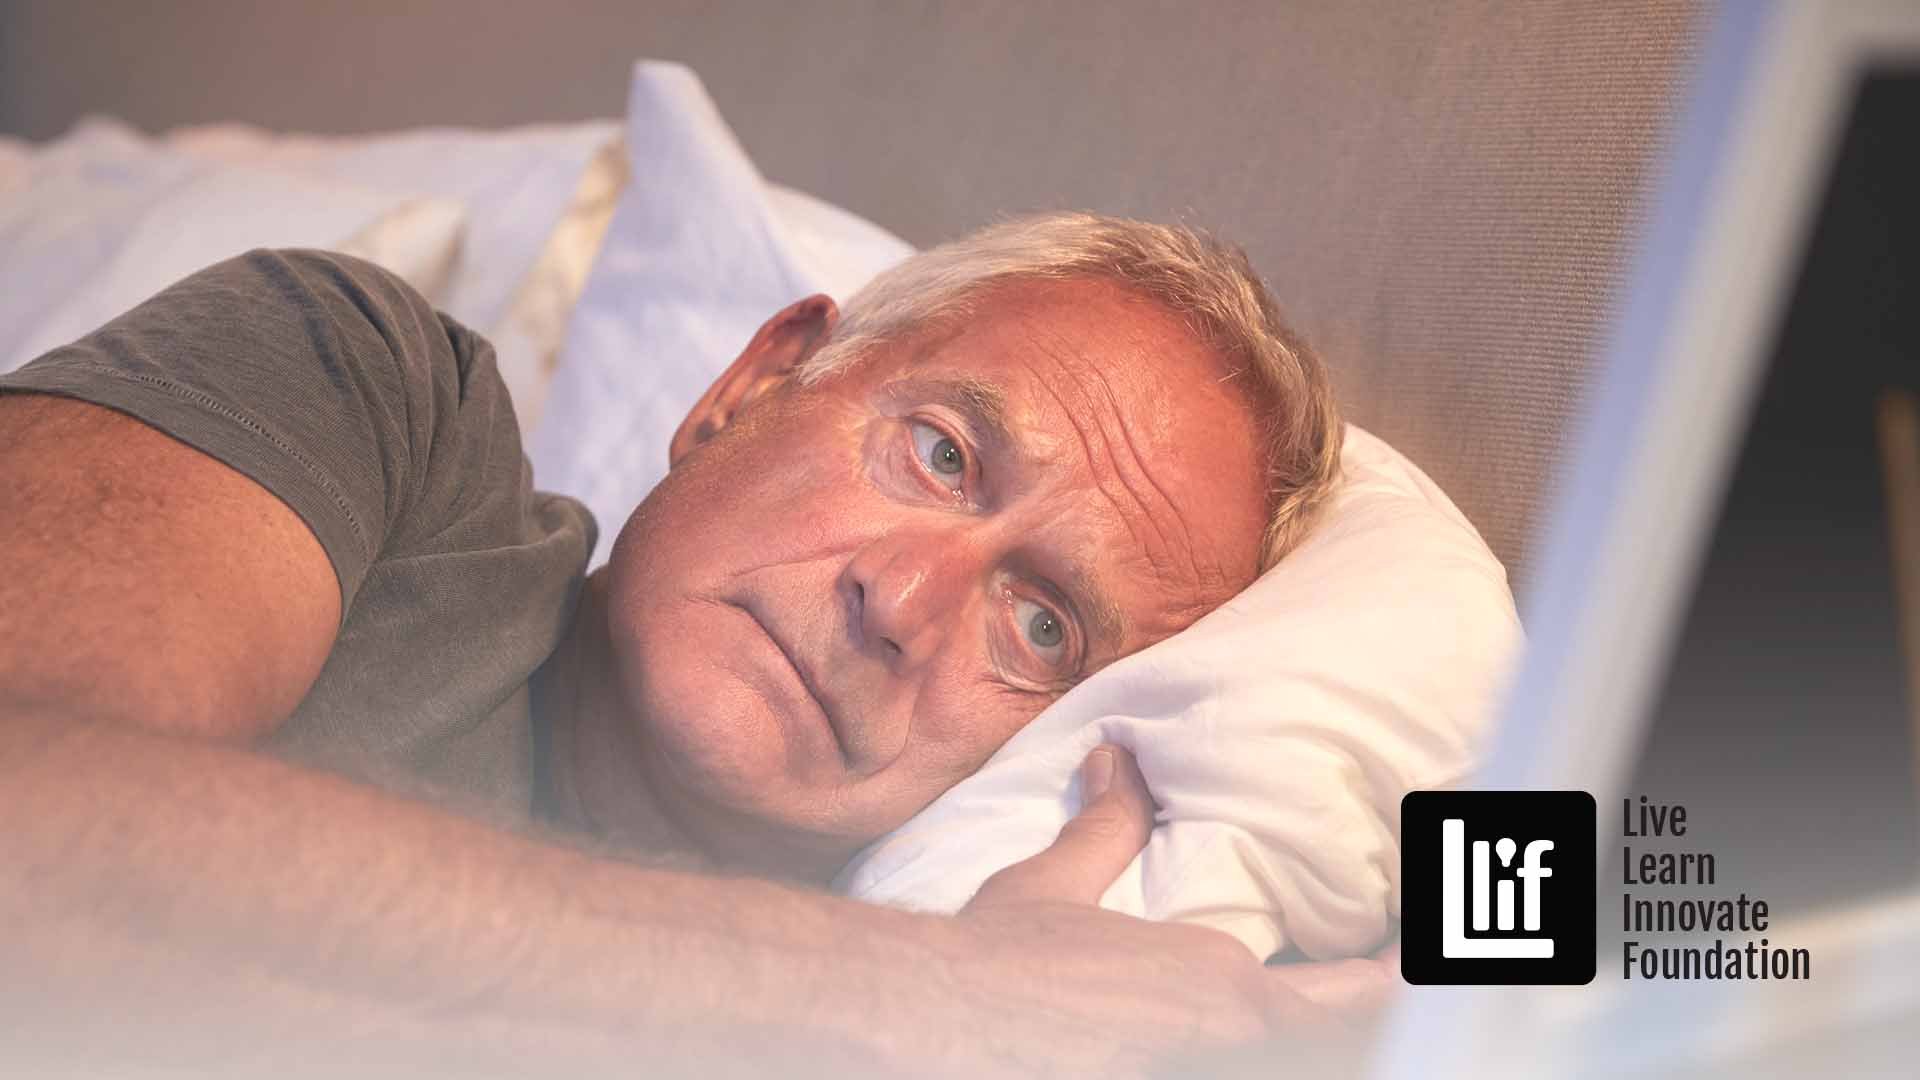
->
[0,249,598,824]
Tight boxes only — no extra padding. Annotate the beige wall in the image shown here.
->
[0,0,1704,589]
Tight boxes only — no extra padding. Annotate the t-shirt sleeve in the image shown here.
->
[0,248,497,613]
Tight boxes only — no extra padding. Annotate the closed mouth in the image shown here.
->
[736,600,851,764]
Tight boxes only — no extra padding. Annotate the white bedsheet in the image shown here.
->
[163,117,619,393]
[0,114,615,422]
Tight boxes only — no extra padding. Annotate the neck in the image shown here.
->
[534,570,710,868]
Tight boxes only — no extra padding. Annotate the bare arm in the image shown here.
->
[0,395,1387,1076]
[0,394,946,1073]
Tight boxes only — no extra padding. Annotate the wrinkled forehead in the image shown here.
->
[879,276,1272,645]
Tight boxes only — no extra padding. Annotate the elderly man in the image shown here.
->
[0,213,1384,1075]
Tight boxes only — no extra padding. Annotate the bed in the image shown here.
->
[0,0,1706,963]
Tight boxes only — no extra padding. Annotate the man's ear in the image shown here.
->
[669,293,839,466]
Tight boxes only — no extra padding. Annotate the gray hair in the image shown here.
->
[799,211,1343,567]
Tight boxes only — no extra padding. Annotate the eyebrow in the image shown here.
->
[884,373,1128,651]
[1052,555,1127,654]
[899,374,1011,445]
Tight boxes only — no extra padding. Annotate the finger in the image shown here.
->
[1265,953,1400,1018]
[967,745,1154,908]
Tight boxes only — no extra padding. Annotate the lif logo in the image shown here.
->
[1401,790,1595,985]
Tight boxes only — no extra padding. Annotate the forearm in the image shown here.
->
[0,710,968,1077]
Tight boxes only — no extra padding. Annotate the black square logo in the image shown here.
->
[1400,790,1596,985]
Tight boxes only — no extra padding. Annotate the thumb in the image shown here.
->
[966,744,1155,909]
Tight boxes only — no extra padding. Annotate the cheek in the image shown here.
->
[612,404,865,586]
[632,619,789,783]
[610,579,857,839]
[696,402,876,534]
[887,661,1050,798]
[602,535,791,790]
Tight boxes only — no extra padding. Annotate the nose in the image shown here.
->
[840,526,986,672]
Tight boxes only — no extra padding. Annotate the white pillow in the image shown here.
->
[529,62,914,567]
[164,116,620,426]
[336,199,468,306]
[164,117,618,337]
[0,118,466,375]
[534,61,1522,961]
[836,424,1522,959]
[488,136,630,432]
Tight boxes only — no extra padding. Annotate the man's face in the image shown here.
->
[603,277,1269,873]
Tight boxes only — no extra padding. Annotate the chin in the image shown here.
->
[643,715,875,880]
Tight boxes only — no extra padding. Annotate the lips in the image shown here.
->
[735,600,851,762]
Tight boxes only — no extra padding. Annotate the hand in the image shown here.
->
[945,745,1398,1076]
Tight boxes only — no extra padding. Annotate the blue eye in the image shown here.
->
[1013,597,1068,661]
[909,420,966,489]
